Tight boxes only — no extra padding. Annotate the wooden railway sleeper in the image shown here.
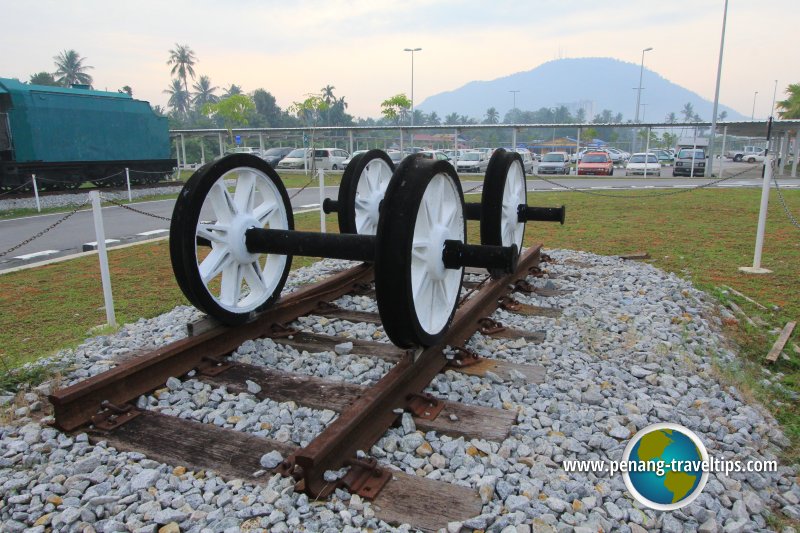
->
[513,279,537,294]
[477,317,507,336]
[270,323,300,339]
[196,355,232,377]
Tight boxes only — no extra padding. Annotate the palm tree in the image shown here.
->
[681,102,695,122]
[777,84,800,119]
[53,50,93,87]
[484,107,499,124]
[164,79,189,115]
[192,75,219,108]
[321,85,336,125]
[717,110,728,121]
[167,44,197,96]
[427,111,441,125]
[222,84,242,98]
[445,112,460,125]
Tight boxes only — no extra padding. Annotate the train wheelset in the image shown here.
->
[169,150,564,348]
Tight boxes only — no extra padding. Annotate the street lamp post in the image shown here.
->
[633,47,653,153]
[404,47,422,129]
[751,91,758,121]
[706,0,728,178]
[509,90,519,114]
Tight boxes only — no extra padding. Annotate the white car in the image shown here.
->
[625,153,661,176]
[455,151,489,173]
[341,150,368,170]
[740,150,766,163]
[276,148,312,169]
[513,149,535,173]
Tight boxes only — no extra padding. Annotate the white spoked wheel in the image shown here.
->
[411,173,464,335]
[170,154,293,325]
[480,148,527,250]
[375,157,465,348]
[337,149,395,235]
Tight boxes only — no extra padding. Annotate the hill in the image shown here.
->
[416,57,746,123]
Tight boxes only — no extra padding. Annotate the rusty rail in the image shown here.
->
[50,263,374,431]
[278,245,542,497]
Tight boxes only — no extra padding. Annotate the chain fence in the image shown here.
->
[771,174,800,230]
[0,200,90,258]
[101,196,172,222]
[0,181,31,199]
[528,165,754,198]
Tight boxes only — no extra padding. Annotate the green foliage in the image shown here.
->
[167,44,197,94]
[288,93,330,126]
[380,93,411,123]
[777,83,800,119]
[53,49,93,87]
[202,94,256,131]
[119,85,133,97]
[28,72,58,86]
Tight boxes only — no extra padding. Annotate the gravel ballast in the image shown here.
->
[0,185,184,212]
[1,250,798,532]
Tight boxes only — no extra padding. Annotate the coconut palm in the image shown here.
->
[427,111,441,125]
[192,75,219,108]
[167,44,197,96]
[222,84,242,98]
[321,85,336,125]
[484,107,499,124]
[53,50,93,87]
[777,84,800,119]
[164,79,190,115]
[681,102,695,122]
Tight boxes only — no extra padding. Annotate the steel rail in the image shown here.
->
[50,263,374,431]
[280,245,542,498]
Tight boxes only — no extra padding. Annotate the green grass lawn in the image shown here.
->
[1,187,798,460]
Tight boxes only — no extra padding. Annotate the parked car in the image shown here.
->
[537,152,571,175]
[513,149,535,173]
[577,151,614,176]
[215,146,262,161]
[276,148,313,169]
[605,147,630,165]
[570,148,591,163]
[313,148,350,170]
[726,145,765,162]
[625,153,661,176]
[455,151,489,173]
[341,150,368,170]
[387,150,408,167]
[740,149,766,163]
[649,149,674,165]
[418,150,452,162]
[672,148,706,177]
[260,147,294,167]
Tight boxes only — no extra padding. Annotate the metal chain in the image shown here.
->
[0,200,89,258]
[289,174,317,200]
[463,183,484,195]
[531,166,754,198]
[0,181,32,199]
[772,175,800,230]
[101,195,172,222]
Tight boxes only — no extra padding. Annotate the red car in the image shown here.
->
[577,151,614,176]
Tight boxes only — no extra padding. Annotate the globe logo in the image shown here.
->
[622,423,709,510]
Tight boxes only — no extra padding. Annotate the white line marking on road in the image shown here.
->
[12,250,59,260]
[136,229,169,236]
[299,204,320,209]
[82,239,120,251]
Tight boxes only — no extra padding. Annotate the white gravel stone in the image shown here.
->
[1,251,798,533]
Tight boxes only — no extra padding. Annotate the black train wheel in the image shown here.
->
[375,156,465,348]
[479,148,527,250]
[169,154,293,325]
[337,149,395,235]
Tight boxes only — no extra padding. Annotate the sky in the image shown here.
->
[1,0,797,121]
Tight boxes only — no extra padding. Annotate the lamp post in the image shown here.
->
[404,48,422,128]
[706,0,728,178]
[751,91,758,121]
[633,47,653,153]
[509,90,519,114]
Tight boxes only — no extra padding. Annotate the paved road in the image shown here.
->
[2,169,798,272]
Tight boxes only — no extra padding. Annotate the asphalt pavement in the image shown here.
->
[1,166,797,272]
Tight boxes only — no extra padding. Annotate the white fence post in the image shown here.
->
[31,174,41,212]
[89,190,117,327]
[318,168,326,233]
[739,154,774,274]
[125,168,132,202]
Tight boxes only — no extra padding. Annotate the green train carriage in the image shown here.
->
[0,78,175,191]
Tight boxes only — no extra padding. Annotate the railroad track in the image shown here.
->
[48,247,560,531]
[1,181,183,201]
